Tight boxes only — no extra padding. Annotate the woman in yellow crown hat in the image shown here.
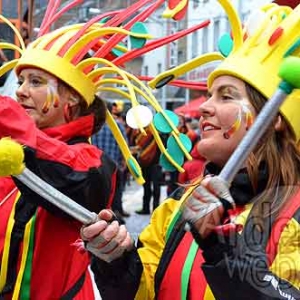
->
[81,1,300,299]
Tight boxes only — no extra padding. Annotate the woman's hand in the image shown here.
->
[80,209,134,263]
[182,176,235,238]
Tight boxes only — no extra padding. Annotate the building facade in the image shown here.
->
[141,0,275,108]
[186,0,273,81]
[1,0,276,107]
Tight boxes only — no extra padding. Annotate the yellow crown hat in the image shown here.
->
[14,23,154,106]
[150,0,300,141]
[208,3,300,141]
[0,17,152,184]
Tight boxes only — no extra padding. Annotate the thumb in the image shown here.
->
[203,176,234,204]
[98,209,115,222]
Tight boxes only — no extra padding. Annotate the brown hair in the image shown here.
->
[244,82,300,217]
[58,81,107,134]
[79,94,107,134]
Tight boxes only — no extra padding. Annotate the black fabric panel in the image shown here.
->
[292,207,300,224]
[168,186,186,201]
[91,249,143,300]
[202,258,300,299]
[200,204,300,299]
[205,162,269,206]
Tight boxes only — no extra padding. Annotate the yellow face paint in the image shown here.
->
[222,101,254,139]
[223,107,242,139]
[42,78,59,113]
[242,104,254,131]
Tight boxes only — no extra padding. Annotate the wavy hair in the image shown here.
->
[245,82,300,218]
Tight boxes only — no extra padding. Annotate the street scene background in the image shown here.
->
[122,179,167,241]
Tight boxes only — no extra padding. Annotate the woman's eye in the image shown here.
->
[221,95,233,100]
[17,80,23,86]
[30,78,44,87]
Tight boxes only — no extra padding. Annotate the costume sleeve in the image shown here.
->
[135,198,179,299]
[90,198,179,300]
[191,216,300,299]
[0,96,116,214]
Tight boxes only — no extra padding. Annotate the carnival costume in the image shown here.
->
[0,0,209,298]
[91,1,300,299]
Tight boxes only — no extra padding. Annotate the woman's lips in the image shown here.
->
[21,105,35,113]
[201,121,221,132]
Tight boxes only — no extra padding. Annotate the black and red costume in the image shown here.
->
[0,96,116,299]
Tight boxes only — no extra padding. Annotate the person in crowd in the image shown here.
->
[80,2,300,299]
[134,126,163,215]
[0,46,8,87]
[0,48,8,63]
[178,114,199,143]
[178,140,206,184]
[92,102,130,223]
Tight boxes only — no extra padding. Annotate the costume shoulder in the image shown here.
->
[138,191,185,252]
[135,196,183,300]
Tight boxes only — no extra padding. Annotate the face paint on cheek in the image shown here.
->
[222,107,242,139]
[221,100,254,139]
[241,103,254,131]
[42,78,59,113]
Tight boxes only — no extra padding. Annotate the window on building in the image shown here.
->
[177,20,185,31]
[144,65,148,76]
[192,31,198,58]
[158,63,162,74]
[202,26,208,54]
[170,57,176,67]
[178,50,184,64]
[214,19,220,51]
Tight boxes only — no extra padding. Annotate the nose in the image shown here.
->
[199,99,215,117]
[16,81,29,100]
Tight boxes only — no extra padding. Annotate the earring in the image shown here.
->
[63,103,73,123]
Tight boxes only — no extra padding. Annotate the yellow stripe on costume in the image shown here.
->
[233,204,252,227]
[0,192,21,292]
[269,218,300,288]
[12,215,35,300]
[204,285,215,299]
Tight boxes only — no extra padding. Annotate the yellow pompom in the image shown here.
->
[0,137,25,176]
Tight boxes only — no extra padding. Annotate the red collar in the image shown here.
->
[42,115,94,142]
